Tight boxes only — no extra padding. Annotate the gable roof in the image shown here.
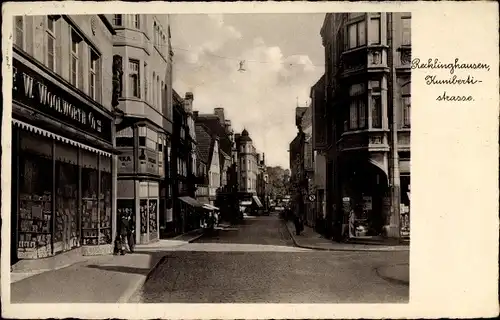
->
[195,116,232,155]
[195,124,212,164]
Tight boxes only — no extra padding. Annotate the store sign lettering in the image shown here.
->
[12,58,112,143]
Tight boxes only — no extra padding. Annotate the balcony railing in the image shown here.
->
[341,45,389,78]
[338,130,389,152]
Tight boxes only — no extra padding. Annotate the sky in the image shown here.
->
[170,14,325,169]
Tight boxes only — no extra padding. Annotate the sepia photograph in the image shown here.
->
[2,2,499,319]
[7,11,411,304]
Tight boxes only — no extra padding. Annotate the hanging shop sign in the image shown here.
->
[12,58,112,144]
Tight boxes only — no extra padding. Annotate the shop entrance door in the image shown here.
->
[55,162,79,253]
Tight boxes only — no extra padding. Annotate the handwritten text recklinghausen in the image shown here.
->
[411,58,491,102]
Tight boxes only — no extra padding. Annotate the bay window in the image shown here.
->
[347,20,366,49]
[133,15,140,29]
[370,80,382,128]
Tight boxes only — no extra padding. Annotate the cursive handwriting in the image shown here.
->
[412,58,491,75]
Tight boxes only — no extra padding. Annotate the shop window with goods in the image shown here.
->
[54,143,79,254]
[17,132,53,259]
[99,156,112,245]
[81,151,99,246]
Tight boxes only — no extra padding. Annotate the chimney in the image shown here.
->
[257,154,261,163]
[224,119,232,133]
[262,153,265,165]
[214,107,225,125]
[184,92,194,114]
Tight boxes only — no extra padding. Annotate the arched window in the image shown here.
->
[401,81,411,128]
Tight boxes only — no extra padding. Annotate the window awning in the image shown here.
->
[240,201,252,206]
[252,196,263,208]
[202,204,219,211]
[13,119,112,157]
[178,196,203,208]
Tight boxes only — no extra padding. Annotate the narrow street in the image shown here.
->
[129,213,409,303]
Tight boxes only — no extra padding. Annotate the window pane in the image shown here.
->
[47,18,54,32]
[358,99,366,128]
[15,17,23,47]
[402,18,411,45]
[403,97,411,127]
[358,20,366,46]
[114,14,122,26]
[348,24,357,49]
[349,101,358,129]
[71,57,77,84]
[371,96,382,128]
[369,18,380,44]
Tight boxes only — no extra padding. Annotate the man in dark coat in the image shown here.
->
[116,210,134,255]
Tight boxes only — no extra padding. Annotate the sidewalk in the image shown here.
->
[9,230,206,303]
[285,221,409,252]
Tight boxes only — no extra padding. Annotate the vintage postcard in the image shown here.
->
[1,1,499,319]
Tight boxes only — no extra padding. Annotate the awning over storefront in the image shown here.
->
[12,119,112,157]
[252,196,263,208]
[240,201,252,206]
[202,204,219,211]
[178,196,203,208]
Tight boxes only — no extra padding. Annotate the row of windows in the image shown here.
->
[127,59,165,110]
[113,14,140,29]
[14,16,103,102]
[346,81,411,131]
[346,16,411,50]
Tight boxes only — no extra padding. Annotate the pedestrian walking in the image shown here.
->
[115,209,134,255]
[294,213,302,236]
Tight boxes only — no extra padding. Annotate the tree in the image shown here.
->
[266,166,288,199]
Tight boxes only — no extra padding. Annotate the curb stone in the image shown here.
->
[119,255,168,303]
[375,264,410,286]
[283,220,409,252]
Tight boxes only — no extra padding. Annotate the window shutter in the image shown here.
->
[78,42,84,91]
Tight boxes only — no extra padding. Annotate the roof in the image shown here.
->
[195,116,232,154]
[310,74,326,98]
[195,124,213,164]
[239,129,252,142]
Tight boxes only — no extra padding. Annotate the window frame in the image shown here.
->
[14,16,25,49]
[89,49,100,100]
[70,29,81,86]
[113,14,122,26]
[348,83,367,130]
[370,80,382,129]
[401,82,411,128]
[128,59,141,98]
[133,14,140,29]
[401,17,411,46]
[368,17,381,45]
[347,19,366,49]
[46,16,57,72]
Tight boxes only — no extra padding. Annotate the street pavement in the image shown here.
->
[129,213,409,303]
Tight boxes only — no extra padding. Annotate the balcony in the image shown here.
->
[338,129,390,153]
[341,45,389,78]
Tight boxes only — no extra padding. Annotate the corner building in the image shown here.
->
[11,15,118,264]
[110,14,174,244]
[320,13,411,239]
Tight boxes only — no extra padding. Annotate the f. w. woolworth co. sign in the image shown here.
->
[12,58,112,143]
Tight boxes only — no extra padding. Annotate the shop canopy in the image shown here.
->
[252,196,264,208]
[202,204,219,211]
[240,201,252,206]
[178,196,203,208]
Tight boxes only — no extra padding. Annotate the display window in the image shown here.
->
[54,142,79,253]
[18,153,53,259]
[140,199,148,235]
[81,150,99,245]
[99,155,112,244]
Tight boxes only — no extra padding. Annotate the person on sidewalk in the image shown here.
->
[293,213,302,236]
[116,209,134,255]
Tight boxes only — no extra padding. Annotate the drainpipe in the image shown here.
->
[387,13,401,239]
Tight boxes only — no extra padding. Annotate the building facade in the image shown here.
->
[111,14,173,244]
[236,129,258,195]
[11,14,118,263]
[320,12,411,240]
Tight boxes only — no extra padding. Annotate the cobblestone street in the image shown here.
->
[129,214,409,303]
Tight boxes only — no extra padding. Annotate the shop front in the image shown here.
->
[116,122,166,244]
[11,53,116,262]
[339,157,389,238]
